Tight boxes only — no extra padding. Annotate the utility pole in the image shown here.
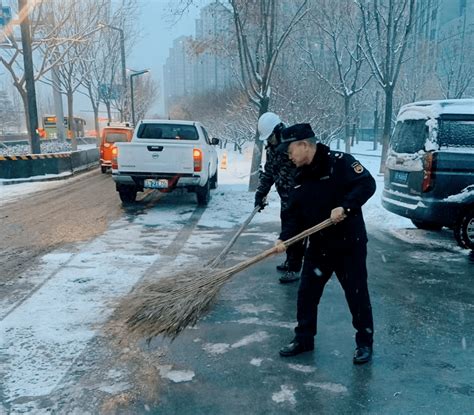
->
[18,0,40,153]
[118,28,127,121]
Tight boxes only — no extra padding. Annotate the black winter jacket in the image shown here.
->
[280,143,376,252]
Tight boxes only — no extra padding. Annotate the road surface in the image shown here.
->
[0,170,472,414]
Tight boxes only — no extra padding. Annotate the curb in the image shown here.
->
[0,164,98,186]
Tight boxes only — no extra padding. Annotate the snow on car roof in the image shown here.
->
[398,99,474,121]
[139,119,199,125]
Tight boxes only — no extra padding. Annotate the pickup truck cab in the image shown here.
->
[112,119,219,205]
[382,99,474,249]
[100,124,134,173]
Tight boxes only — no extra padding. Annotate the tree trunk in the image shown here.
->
[373,90,379,151]
[344,96,351,154]
[248,97,269,192]
[106,101,112,122]
[93,105,100,147]
[379,86,394,174]
[18,88,30,139]
[67,90,77,151]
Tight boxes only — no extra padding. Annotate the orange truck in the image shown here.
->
[99,124,134,173]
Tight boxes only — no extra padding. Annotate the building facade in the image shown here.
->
[163,1,235,113]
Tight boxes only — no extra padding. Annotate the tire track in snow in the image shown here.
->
[0,203,206,408]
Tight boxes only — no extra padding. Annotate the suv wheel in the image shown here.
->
[454,208,474,250]
[411,219,443,231]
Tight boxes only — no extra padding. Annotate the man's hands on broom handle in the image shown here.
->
[330,206,347,224]
[274,239,286,253]
[274,208,346,253]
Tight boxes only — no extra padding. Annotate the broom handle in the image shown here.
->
[282,218,334,248]
[224,217,334,275]
[208,206,261,268]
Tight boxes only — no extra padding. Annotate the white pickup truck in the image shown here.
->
[112,119,219,205]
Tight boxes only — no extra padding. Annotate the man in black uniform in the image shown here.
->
[275,123,376,364]
[254,112,304,284]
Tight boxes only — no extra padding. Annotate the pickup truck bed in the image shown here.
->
[112,119,219,205]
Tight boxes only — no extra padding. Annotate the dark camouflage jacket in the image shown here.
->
[256,143,297,210]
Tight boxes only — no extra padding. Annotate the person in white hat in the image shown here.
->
[254,112,304,284]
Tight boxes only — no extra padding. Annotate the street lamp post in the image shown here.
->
[98,23,127,121]
[130,69,149,126]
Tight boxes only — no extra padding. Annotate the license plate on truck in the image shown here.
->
[144,179,168,189]
[393,171,408,184]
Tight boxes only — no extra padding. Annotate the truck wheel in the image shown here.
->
[210,169,218,189]
[101,166,107,174]
[196,179,210,206]
[454,208,474,250]
[118,187,137,204]
[411,219,443,231]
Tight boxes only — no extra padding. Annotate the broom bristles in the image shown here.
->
[118,218,334,341]
[121,266,234,341]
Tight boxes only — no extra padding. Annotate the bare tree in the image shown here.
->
[436,10,474,99]
[0,90,17,133]
[168,87,257,152]
[356,0,416,173]
[0,0,93,150]
[78,0,139,139]
[133,75,159,122]
[301,0,371,153]
[229,0,310,190]
[43,0,105,149]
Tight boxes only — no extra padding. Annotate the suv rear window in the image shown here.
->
[105,132,129,143]
[390,120,428,153]
[137,123,198,140]
[438,120,474,148]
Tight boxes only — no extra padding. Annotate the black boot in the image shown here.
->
[353,346,372,364]
[279,339,314,357]
[279,271,300,284]
[276,260,289,272]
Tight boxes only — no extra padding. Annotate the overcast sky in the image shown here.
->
[128,0,204,115]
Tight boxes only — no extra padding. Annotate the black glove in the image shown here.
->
[254,192,267,212]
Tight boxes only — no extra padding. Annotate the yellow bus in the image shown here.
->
[42,115,86,139]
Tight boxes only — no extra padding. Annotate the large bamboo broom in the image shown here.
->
[121,217,334,341]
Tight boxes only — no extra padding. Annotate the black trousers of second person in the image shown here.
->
[280,206,305,272]
[294,243,374,347]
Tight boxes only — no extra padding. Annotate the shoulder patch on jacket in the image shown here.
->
[351,161,364,173]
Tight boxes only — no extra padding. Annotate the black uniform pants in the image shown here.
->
[280,207,305,272]
[294,243,374,347]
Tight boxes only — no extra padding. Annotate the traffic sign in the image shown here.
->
[0,6,12,27]
[99,83,122,100]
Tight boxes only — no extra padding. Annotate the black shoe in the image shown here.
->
[276,260,289,272]
[279,271,300,284]
[279,339,314,357]
[353,346,372,364]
